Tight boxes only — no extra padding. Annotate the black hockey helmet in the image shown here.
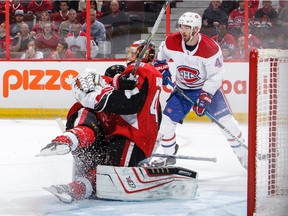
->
[104,64,126,78]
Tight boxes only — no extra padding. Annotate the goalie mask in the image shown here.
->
[177,12,202,42]
[126,40,156,65]
[105,64,126,78]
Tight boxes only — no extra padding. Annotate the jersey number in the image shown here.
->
[150,89,161,123]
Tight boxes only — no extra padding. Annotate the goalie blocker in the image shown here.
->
[96,165,198,201]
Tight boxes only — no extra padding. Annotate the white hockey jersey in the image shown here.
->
[65,31,99,58]
[157,32,224,95]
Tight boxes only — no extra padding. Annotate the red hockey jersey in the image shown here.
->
[98,63,162,157]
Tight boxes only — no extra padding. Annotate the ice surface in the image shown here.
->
[0,119,247,216]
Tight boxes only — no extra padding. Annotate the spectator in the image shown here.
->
[0,22,11,58]
[249,0,260,13]
[202,1,228,28]
[58,9,78,38]
[11,23,34,52]
[78,0,103,12]
[270,31,288,49]
[31,10,58,38]
[48,40,75,59]
[20,38,43,59]
[52,0,70,28]
[78,0,86,12]
[240,25,261,48]
[221,0,239,15]
[233,34,257,61]
[78,0,103,24]
[228,0,256,37]
[81,9,106,44]
[277,3,288,27]
[36,22,60,52]
[10,9,26,37]
[9,0,26,16]
[254,0,278,46]
[211,22,237,50]
[202,0,228,36]
[27,0,53,15]
[0,0,5,23]
[254,0,279,28]
[65,22,99,58]
[278,0,288,13]
[221,44,234,61]
[99,0,129,54]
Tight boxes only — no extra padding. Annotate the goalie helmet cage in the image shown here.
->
[247,49,288,216]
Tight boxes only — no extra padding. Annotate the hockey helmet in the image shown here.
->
[105,64,126,78]
[178,12,202,31]
[127,40,156,65]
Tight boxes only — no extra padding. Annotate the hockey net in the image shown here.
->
[248,49,288,216]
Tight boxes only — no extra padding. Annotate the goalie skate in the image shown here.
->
[43,185,74,203]
[36,142,71,157]
[151,144,179,167]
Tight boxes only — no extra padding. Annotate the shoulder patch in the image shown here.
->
[194,34,220,58]
[165,32,183,52]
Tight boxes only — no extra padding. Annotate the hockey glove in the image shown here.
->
[192,90,213,117]
[153,60,172,85]
[112,73,138,90]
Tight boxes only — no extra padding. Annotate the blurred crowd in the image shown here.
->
[201,0,288,61]
[0,0,287,61]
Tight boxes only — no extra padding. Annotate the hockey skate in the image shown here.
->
[36,142,71,157]
[237,154,247,170]
[43,184,75,203]
[151,144,179,167]
[233,145,248,170]
[36,135,73,157]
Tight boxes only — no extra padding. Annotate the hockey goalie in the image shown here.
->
[37,40,198,202]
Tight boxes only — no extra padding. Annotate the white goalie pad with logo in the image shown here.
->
[96,165,198,201]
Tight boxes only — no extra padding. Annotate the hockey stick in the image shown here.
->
[55,117,65,132]
[166,79,247,150]
[152,153,217,163]
[131,0,171,75]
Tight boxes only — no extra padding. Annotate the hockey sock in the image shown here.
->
[68,177,93,200]
[59,126,96,151]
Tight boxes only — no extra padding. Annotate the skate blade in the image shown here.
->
[43,186,73,203]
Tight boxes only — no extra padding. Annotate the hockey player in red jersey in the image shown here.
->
[151,12,248,170]
[37,40,163,203]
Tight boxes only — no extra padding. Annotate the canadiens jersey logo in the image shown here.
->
[177,65,200,83]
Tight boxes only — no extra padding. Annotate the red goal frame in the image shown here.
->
[247,49,280,216]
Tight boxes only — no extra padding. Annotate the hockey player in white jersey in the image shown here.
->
[152,12,248,169]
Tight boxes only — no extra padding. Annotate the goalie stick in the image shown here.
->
[131,0,171,75]
[152,153,217,163]
[166,79,248,150]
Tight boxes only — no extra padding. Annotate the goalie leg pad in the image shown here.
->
[96,165,198,201]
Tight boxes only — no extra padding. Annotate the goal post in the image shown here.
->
[248,49,288,216]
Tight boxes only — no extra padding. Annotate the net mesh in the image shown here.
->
[254,49,288,216]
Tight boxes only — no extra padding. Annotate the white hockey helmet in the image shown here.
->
[178,12,202,38]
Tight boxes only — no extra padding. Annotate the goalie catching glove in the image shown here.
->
[193,90,213,117]
[73,68,113,111]
[153,60,172,85]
